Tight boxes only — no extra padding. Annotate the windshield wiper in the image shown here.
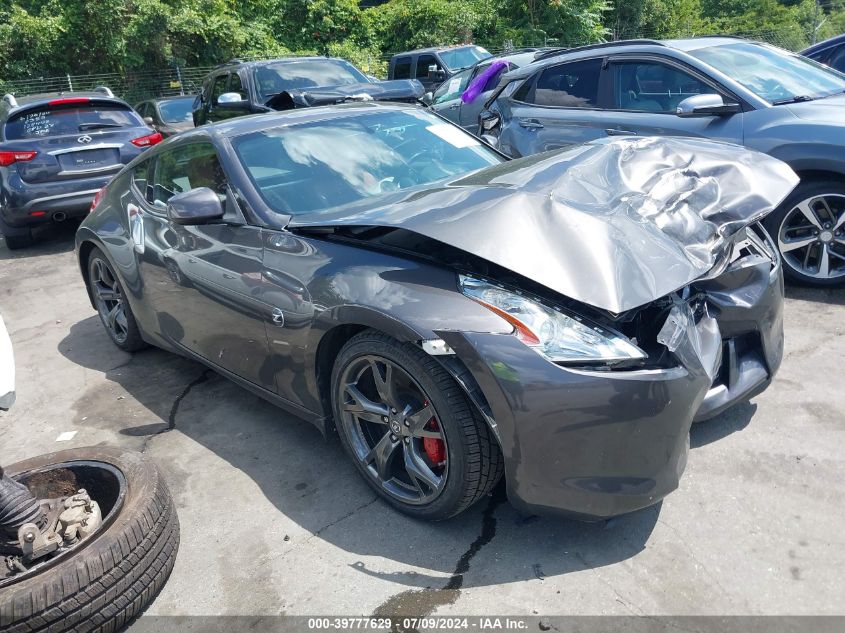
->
[772,95,814,105]
[78,122,123,131]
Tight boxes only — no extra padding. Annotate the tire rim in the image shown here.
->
[338,355,449,505]
[778,193,845,280]
[0,461,126,588]
[90,258,129,343]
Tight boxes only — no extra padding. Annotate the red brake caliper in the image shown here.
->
[421,401,446,465]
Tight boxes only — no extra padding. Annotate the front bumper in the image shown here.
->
[439,248,784,519]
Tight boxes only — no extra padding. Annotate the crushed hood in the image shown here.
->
[266,79,425,110]
[290,136,799,313]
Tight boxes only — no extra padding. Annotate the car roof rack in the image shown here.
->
[93,86,114,98]
[2,93,18,108]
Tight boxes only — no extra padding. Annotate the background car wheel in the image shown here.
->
[0,446,179,633]
[2,230,33,251]
[764,180,845,286]
[331,330,503,520]
[87,247,147,352]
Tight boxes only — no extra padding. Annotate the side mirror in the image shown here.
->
[143,116,154,126]
[421,91,434,105]
[676,94,740,117]
[366,75,379,83]
[218,92,249,107]
[427,66,446,81]
[166,188,224,225]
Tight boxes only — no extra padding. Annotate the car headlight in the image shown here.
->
[459,275,646,364]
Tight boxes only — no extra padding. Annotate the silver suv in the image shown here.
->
[481,37,845,286]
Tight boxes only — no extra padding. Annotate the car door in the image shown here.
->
[500,57,610,157]
[458,62,512,134]
[131,139,276,391]
[603,57,744,143]
[202,73,232,124]
[415,53,443,92]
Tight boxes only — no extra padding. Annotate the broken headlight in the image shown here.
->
[459,276,646,364]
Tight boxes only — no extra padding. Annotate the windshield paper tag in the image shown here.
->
[426,123,480,148]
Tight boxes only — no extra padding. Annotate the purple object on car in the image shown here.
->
[461,60,509,104]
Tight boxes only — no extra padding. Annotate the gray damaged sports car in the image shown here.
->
[75,104,797,520]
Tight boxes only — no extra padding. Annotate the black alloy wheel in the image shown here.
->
[87,247,147,351]
[332,330,503,520]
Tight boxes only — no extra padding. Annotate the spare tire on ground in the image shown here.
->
[0,446,179,632]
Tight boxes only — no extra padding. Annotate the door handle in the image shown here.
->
[605,128,637,136]
[519,119,544,129]
[271,308,285,327]
[449,103,460,110]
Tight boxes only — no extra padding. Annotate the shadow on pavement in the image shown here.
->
[59,316,662,595]
[784,283,844,306]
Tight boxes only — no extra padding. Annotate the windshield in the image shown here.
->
[439,46,491,71]
[433,68,473,104]
[158,98,194,123]
[690,42,845,103]
[233,109,502,219]
[4,103,142,140]
[253,60,369,101]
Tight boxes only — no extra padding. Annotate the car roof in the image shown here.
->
[186,102,423,141]
[801,33,845,56]
[213,56,352,71]
[391,44,485,58]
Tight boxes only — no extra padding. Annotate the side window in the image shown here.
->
[828,46,845,73]
[613,61,711,112]
[151,143,228,209]
[416,54,440,79]
[211,74,229,105]
[433,68,471,104]
[132,159,152,201]
[533,58,602,108]
[229,72,244,97]
[393,57,412,80]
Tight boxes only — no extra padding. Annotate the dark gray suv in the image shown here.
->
[481,37,845,285]
[0,88,161,249]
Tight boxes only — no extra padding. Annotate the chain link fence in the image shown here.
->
[0,27,818,105]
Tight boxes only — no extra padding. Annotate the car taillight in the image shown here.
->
[48,97,90,106]
[90,186,107,213]
[131,132,163,148]
[0,151,37,167]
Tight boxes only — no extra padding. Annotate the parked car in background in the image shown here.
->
[76,103,795,520]
[801,34,845,72]
[480,37,845,286]
[134,95,196,138]
[192,57,423,126]
[0,87,161,250]
[431,49,544,134]
[388,45,491,92]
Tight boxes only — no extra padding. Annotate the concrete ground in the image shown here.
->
[1,222,844,619]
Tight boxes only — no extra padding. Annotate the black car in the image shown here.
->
[76,103,793,520]
[134,96,196,138]
[801,34,845,72]
[388,45,492,91]
[1,87,161,249]
[192,57,424,126]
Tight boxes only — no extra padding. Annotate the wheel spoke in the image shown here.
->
[834,211,845,232]
[403,443,442,493]
[365,432,400,480]
[95,282,118,302]
[780,236,816,253]
[796,199,823,231]
[370,359,398,406]
[405,403,442,439]
[106,304,120,330]
[343,384,390,423]
[115,308,128,334]
[818,245,831,277]
[829,247,845,263]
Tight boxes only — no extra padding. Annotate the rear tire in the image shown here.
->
[87,247,147,352]
[2,230,33,251]
[0,446,179,633]
[331,330,503,520]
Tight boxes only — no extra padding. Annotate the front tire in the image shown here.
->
[764,180,845,286]
[331,330,503,520]
[87,247,147,351]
